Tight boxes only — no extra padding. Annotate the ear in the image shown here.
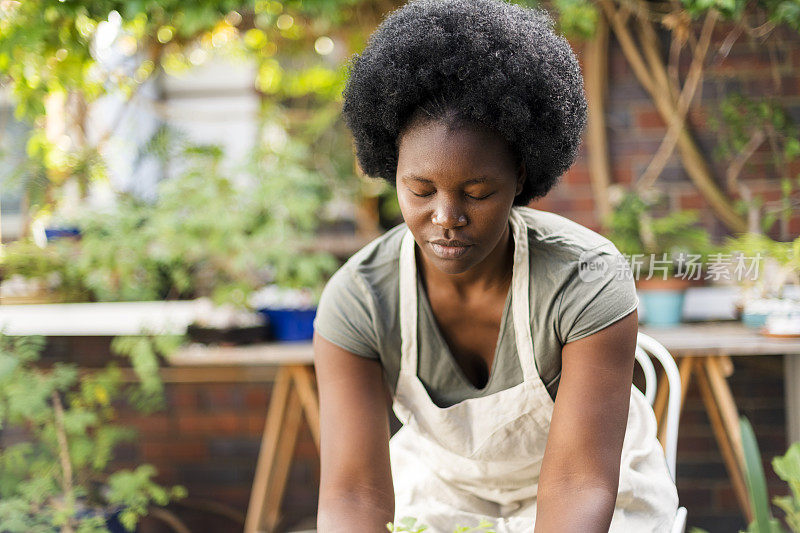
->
[515,162,527,196]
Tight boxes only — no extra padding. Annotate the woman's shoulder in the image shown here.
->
[319,223,406,309]
[516,206,633,307]
[341,222,407,274]
[516,206,623,261]
[314,224,407,359]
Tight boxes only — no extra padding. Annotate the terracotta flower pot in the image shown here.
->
[635,276,694,291]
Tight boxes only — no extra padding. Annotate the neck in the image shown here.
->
[417,222,515,299]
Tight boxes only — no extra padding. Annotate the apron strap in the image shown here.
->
[509,207,538,381]
[399,229,419,375]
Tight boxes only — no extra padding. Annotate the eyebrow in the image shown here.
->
[399,175,498,185]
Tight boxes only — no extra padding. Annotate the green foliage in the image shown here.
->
[3,131,338,306]
[741,417,785,532]
[105,465,187,531]
[0,0,371,223]
[708,92,800,170]
[737,416,800,533]
[110,334,184,414]
[386,516,497,533]
[721,232,800,297]
[551,0,600,40]
[773,443,800,532]
[73,141,262,303]
[762,0,800,31]
[388,516,429,533]
[0,333,185,532]
[0,1,252,120]
[0,238,91,302]
[681,0,748,20]
[707,93,800,236]
[2,124,340,307]
[605,188,714,277]
[679,0,800,29]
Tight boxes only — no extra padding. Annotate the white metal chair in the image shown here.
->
[635,332,688,533]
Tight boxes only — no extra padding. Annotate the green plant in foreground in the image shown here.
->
[727,417,800,533]
[0,334,186,532]
[387,515,497,533]
[740,417,786,533]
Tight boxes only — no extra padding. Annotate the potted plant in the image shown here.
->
[186,298,268,345]
[0,238,90,304]
[249,285,319,342]
[0,334,187,532]
[73,134,337,308]
[70,143,266,305]
[720,232,800,334]
[240,137,340,342]
[606,188,714,327]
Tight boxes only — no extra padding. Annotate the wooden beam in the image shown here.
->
[259,386,303,532]
[245,367,293,533]
[290,365,321,450]
[696,358,753,521]
[583,14,614,230]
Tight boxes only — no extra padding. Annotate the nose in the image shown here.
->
[431,199,468,229]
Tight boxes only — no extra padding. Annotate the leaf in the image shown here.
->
[0,354,19,382]
[399,516,419,528]
[740,417,783,532]
[773,442,800,502]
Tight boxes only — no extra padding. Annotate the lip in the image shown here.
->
[428,239,473,259]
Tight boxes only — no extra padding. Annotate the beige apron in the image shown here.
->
[389,207,679,532]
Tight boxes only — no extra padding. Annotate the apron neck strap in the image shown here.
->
[509,207,538,380]
[398,207,538,380]
[399,229,419,374]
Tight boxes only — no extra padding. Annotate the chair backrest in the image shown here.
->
[634,332,681,482]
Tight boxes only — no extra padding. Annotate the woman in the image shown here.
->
[313,0,679,531]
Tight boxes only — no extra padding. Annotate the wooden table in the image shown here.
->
[168,342,317,533]
[639,321,800,523]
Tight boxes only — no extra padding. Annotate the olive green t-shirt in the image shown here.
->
[313,207,638,408]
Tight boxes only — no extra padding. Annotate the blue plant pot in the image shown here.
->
[639,290,686,328]
[73,506,130,533]
[258,307,317,341]
[44,227,81,241]
[741,311,769,329]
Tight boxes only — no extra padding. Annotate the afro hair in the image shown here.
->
[341,0,588,205]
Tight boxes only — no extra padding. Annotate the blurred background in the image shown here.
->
[0,0,799,531]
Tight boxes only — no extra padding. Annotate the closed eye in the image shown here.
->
[408,189,493,199]
[466,192,494,200]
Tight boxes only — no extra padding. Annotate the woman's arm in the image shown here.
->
[314,332,395,532]
[534,309,639,532]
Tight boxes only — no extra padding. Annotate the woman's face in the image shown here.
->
[396,119,525,276]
